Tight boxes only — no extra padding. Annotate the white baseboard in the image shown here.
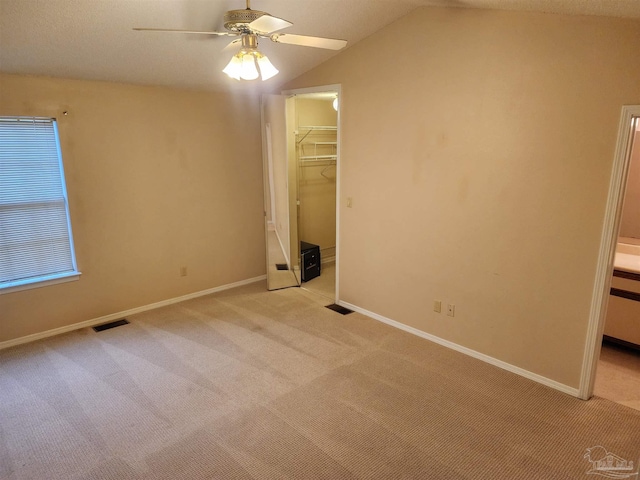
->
[0,275,266,351]
[338,300,580,398]
[321,256,336,265]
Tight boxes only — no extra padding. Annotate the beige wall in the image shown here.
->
[0,74,265,343]
[296,98,337,127]
[296,98,337,255]
[620,131,640,238]
[284,7,640,388]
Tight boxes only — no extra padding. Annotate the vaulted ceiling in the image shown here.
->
[2,0,640,92]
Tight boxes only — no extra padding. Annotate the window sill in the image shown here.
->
[0,271,82,295]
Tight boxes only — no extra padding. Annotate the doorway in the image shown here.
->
[262,85,341,302]
[292,92,338,301]
[581,106,640,402]
[593,117,640,411]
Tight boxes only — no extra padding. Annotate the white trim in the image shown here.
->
[0,275,266,351]
[339,300,580,398]
[579,106,640,400]
[281,84,342,97]
[1,271,81,295]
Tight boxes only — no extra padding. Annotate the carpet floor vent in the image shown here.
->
[325,304,353,315]
[93,319,130,332]
[276,263,289,271]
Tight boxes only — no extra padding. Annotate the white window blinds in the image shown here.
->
[0,117,79,290]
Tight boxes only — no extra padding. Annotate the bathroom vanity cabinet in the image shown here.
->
[605,271,640,348]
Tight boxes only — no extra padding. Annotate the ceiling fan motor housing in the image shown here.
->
[224,9,267,33]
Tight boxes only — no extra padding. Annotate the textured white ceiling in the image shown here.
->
[1,0,640,93]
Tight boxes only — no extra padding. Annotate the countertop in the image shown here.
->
[615,252,640,274]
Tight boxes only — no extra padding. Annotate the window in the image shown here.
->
[0,116,80,293]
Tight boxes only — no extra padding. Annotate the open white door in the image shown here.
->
[261,94,299,290]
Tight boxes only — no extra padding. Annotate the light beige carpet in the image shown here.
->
[301,262,335,302]
[1,282,640,479]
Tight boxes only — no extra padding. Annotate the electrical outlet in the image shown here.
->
[180,266,188,277]
[433,300,442,313]
[447,304,455,317]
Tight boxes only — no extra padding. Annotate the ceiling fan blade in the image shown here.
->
[133,28,232,36]
[249,14,292,35]
[270,33,347,50]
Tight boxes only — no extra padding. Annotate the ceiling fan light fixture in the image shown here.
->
[223,44,279,81]
[136,2,347,85]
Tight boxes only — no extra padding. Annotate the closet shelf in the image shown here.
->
[297,126,337,132]
[300,141,337,147]
[299,155,338,161]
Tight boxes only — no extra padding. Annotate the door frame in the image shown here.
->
[580,105,640,400]
[282,84,342,303]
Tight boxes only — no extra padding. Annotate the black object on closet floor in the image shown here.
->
[301,241,321,282]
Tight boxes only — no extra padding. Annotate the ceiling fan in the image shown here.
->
[134,0,347,81]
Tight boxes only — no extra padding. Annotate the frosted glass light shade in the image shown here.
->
[257,55,279,81]
[240,54,259,80]
[222,55,242,80]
